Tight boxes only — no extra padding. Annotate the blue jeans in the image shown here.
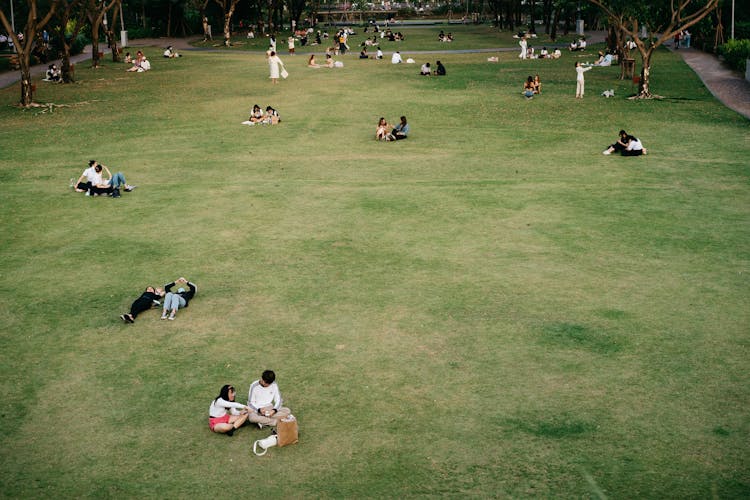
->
[164,293,186,311]
[107,172,127,188]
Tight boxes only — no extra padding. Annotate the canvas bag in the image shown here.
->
[276,414,298,447]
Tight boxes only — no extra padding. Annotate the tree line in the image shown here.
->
[0,0,733,105]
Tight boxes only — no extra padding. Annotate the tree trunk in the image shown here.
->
[91,22,101,67]
[19,65,33,106]
[550,6,559,40]
[638,57,651,98]
[61,44,74,82]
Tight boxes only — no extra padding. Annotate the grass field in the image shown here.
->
[0,25,748,497]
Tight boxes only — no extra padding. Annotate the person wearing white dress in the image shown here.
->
[519,37,527,60]
[268,50,285,84]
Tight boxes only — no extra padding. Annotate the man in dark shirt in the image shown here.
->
[120,286,165,323]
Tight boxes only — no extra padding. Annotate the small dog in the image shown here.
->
[601,89,615,98]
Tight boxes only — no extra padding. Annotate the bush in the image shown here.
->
[734,21,750,41]
[127,26,154,40]
[718,38,750,72]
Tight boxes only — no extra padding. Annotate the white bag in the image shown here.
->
[280,68,289,79]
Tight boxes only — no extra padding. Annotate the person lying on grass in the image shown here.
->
[161,277,197,320]
[120,286,165,323]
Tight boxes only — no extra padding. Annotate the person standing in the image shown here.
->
[161,277,197,320]
[120,286,165,323]
[268,50,285,84]
[519,36,527,60]
[246,370,291,428]
[575,61,592,99]
[287,36,295,55]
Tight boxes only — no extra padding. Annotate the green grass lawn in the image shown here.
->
[0,25,748,497]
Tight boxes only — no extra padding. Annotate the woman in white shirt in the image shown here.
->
[208,385,250,436]
[268,50,285,84]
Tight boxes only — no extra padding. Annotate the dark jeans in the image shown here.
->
[622,149,643,156]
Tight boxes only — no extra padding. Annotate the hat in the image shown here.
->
[177,287,185,293]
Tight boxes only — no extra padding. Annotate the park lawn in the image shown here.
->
[194,23,573,53]
[0,39,748,497]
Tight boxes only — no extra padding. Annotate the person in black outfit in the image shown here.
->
[120,286,165,323]
[434,60,446,76]
[161,277,197,320]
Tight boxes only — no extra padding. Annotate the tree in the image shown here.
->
[0,0,61,106]
[588,0,720,98]
[51,0,88,81]
[85,0,119,67]
[213,0,241,46]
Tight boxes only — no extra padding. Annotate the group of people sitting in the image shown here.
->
[438,31,454,42]
[602,129,647,156]
[375,116,410,141]
[209,370,291,436]
[125,50,151,72]
[308,53,344,68]
[522,74,542,99]
[72,160,136,197]
[537,47,562,59]
[569,38,587,51]
[419,61,446,76]
[242,104,281,125]
[120,277,197,323]
[44,64,61,82]
[163,46,181,58]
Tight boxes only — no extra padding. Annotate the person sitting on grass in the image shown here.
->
[264,106,280,125]
[73,160,135,197]
[120,286,165,323]
[375,117,390,141]
[622,135,647,156]
[246,370,292,429]
[209,384,251,436]
[420,62,431,75]
[533,74,542,93]
[45,64,61,82]
[242,104,266,125]
[387,116,409,141]
[434,60,446,76]
[324,53,335,68]
[308,54,320,67]
[523,76,535,99]
[602,130,631,155]
[161,277,197,320]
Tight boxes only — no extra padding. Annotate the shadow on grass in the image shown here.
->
[540,322,624,354]
[507,414,596,438]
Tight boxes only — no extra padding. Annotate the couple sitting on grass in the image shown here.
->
[72,160,136,198]
[242,104,281,125]
[602,129,647,156]
[209,370,292,437]
[120,277,197,323]
[375,115,410,141]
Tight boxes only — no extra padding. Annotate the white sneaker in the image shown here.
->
[602,150,611,155]
[161,313,168,320]
[168,314,175,321]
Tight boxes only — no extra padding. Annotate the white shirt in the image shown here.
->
[391,52,402,64]
[209,397,246,417]
[576,65,591,81]
[420,63,430,74]
[626,138,643,151]
[141,58,151,71]
[376,49,383,59]
[83,166,103,185]
[247,380,283,410]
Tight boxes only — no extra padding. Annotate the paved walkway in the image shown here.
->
[668,46,750,120]
[2,34,748,119]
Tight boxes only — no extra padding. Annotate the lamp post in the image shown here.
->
[10,0,15,33]
[731,0,735,39]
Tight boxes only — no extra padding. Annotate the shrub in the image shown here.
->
[718,38,750,72]
[127,26,154,40]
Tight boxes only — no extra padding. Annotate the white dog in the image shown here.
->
[601,89,615,98]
